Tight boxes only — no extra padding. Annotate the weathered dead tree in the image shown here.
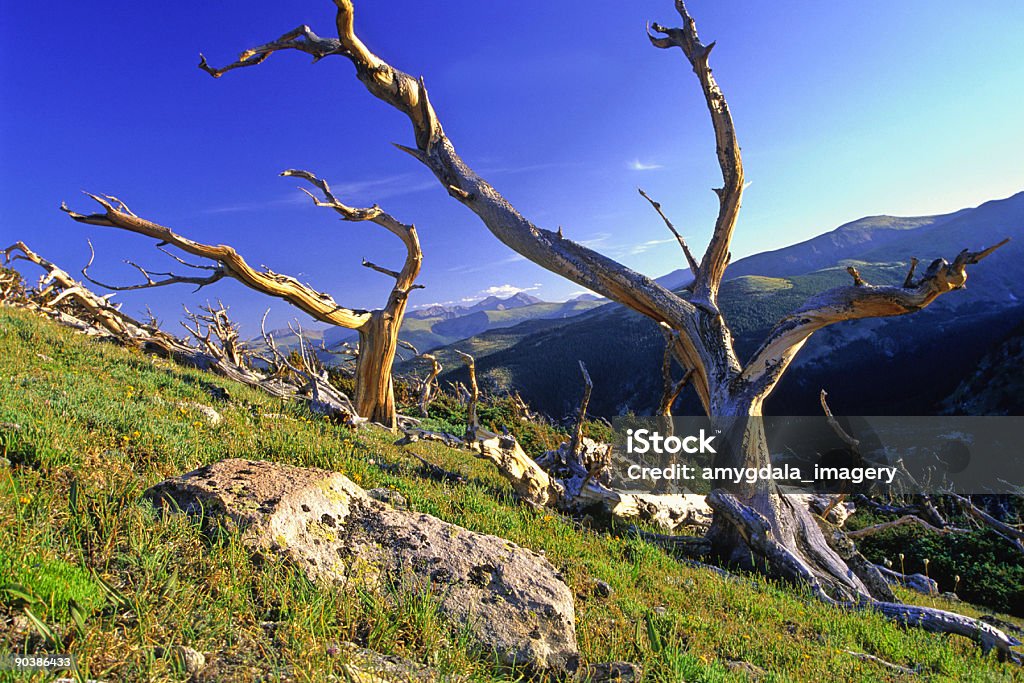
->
[0,265,27,303]
[258,316,361,422]
[181,300,248,368]
[4,241,359,420]
[415,353,442,417]
[198,0,1015,656]
[455,350,480,438]
[62,171,422,429]
[393,340,442,419]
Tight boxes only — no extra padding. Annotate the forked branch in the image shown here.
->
[281,168,422,300]
[648,1,745,308]
[742,240,1010,398]
[82,239,225,293]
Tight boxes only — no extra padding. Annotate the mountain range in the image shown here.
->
[254,291,605,358]
[412,191,1024,418]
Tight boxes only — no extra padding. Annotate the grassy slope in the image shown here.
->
[0,307,1021,682]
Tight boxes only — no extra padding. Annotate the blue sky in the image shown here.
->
[2,1,1022,334]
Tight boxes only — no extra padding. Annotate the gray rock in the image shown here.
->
[144,458,579,673]
[592,580,613,599]
[332,642,459,681]
[177,402,222,426]
[367,487,408,510]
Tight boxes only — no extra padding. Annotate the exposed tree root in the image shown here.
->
[708,488,1022,663]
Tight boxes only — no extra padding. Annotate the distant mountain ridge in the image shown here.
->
[408,292,544,321]
[250,292,605,360]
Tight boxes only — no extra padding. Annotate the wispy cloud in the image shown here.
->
[628,159,664,171]
[446,253,527,274]
[630,237,677,255]
[577,232,613,248]
[201,194,309,215]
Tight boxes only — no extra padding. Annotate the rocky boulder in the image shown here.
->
[144,458,579,673]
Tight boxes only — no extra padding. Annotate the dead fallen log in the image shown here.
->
[454,354,712,530]
[842,650,920,676]
[627,527,712,558]
[874,566,939,596]
[952,493,1024,556]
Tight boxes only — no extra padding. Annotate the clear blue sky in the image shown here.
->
[2,1,1022,334]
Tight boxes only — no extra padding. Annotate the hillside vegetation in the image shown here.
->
[425,190,1024,419]
[1,308,1022,681]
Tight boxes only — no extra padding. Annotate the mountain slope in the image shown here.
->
[428,191,1024,418]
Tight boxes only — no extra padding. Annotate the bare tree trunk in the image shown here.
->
[354,313,399,427]
[703,403,878,600]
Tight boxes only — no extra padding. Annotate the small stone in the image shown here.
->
[593,580,614,598]
[726,660,765,678]
[178,402,222,426]
[172,646,206,677]
[582,661,641,682]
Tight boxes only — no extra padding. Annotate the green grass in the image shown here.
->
[1,307,1022,681]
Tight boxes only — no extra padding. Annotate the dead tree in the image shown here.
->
[62,171,422,428]
[394,340,442,418]
[193,0,1015,657]
[5,241,360,420]
[416,353,443,417]
[181,301,248,368]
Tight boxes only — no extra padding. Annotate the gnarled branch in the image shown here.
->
[82,239,225,293]
[281,168,422,301]
[198,0,743,414]
[648,1,744,309]
[62,192,373,329]
[741,240,1010,398]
